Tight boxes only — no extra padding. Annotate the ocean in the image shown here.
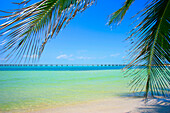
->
[0,66,131,112]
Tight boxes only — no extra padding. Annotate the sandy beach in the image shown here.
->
[0,70,169,113]
[27,97,170,113]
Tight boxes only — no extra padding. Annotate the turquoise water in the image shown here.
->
[0,65,125,71]
[0,66,131,112]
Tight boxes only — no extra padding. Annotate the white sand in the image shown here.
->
[29,97,170,113]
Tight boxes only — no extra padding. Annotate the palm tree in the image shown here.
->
[0,0,169,98]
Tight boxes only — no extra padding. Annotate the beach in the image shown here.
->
[8,97,170,113]
[0,67,169,113]
[0,0,169,112]
[28,97,146,113]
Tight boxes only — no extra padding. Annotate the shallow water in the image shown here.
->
[0,67,131,112]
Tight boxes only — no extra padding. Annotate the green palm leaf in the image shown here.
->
[0,0,95,63]
[108,0,135,26]
[109,0,170,98]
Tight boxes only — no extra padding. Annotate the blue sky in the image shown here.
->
[0,0,146,64]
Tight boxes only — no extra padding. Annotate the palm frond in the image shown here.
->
[0,0,95,63]
[108,0,135,26]
[108,0,170,98]
[11,0,31,5]
[126,0,170,98]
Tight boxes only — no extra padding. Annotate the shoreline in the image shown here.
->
[31,97,170,113]
[7,96,169,113]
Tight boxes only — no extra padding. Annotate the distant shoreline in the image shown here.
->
[0,64,169,67]
[0,64,169,71]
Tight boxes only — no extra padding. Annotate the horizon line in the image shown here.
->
[0,64,127,66]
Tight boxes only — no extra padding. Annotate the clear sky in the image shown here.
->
[0,0,146,64]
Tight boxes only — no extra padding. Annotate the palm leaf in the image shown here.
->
[109,0,170,98]
[108,0,135,26]
[0,0,95,63]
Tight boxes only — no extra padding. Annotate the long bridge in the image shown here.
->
[0,64,127,67]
